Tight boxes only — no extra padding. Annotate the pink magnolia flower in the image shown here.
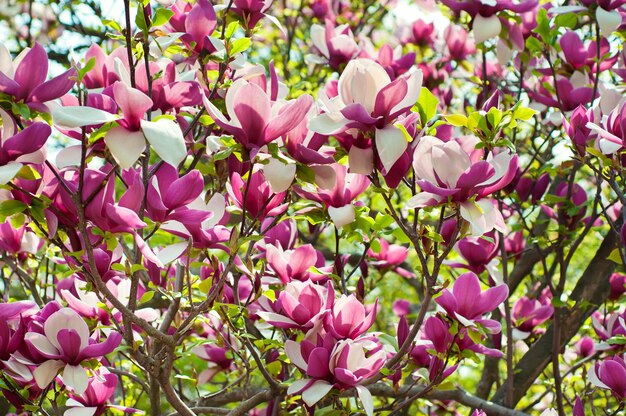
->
[407,135,518,235]
[165,0,217,54]
[410,20,436,47]
[444,25,476,61]
[25,308,122,394]
[81,44,127,89]
[367,238,415,278]
[574,336,595,358]
[286,333,385,415]
[0,43,77,111]
[227,170,288,222]
[265,244,326,283]
[204,78,313,154]
[324,294,378,339]
[135,60,202,113]
[231,0,273,31]
[448,232,499,275]
[0,110,50,184]
[511,295,554,339]
[310,20,360,70]
[435,272,508,332]
[528,76,594,112]
[589,354,626,399]
[559,31,617,73]
[515,172,550,203]
[257,280,331,330]
[310,58,422,173]
[295,163,369,227]
[65,368,132,416]
[610,273,626,300]
[192,343,234,384]
[587,100,626,154]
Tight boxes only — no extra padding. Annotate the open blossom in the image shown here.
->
[310,20,359,70]
[511,295,553,339]
[435,272,508,332]
[64,368,131,416]
[165,0,217,54]
[295,163,369,227]
[286,332,385,416]
[25,308,122,394]
[407,135,518,235]
[0,109,50,184]
[587,100,626,155]
[448,232,499,275]
[559,31,617,73]
[265,243,326,283]
[563,105,594,156]
[309,58,422,173]
[367,238,415,278]
[0,43,76,111]
[204,78,313,154]
[257,280,331,330]
[589,354,626,399]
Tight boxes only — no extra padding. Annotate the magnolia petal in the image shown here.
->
[405,192,444,208]
[375,125,407,173]
[473,14,502,44]
[56,145,83,168]
[596,7,622,36]
[49,102,119,128]
[104,127,146,169]
[312,165,337,190]
[287,378,311,395]
[588,364,610,390]
[356,385,374,416]
[63,364,89,395]
[301,380,333,406]
[156,242,188,265]
[25,332,59,357]
[285,340,308,370]
[33,360,64,389]
[0,162,23,184]
[65,407,98,416]
[308,113,348,135]
[141,118,187,167]
[348,146,374,175]
[328,204,355,228]
[263,158,296,193]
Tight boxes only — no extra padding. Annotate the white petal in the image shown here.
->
[49,102,119,128]
[63,364,89,395]
[348,146,374,175]
[312,165,337,190]
[141,118,187,167]
[104,127,146,169]
[44,307,90,351]
[33,360,64,389]
[263,158,296,193]
[328,204,355,228]
[455,313,476,327]
[65,407,98,416]
[473,14,502,44]
[598,138,623,154]
[308,113,348,135]
[588,364,610,390]
[0,162,23,184]
[284,340,308,370]
[405,192,444,208]
[56,145,83,168]
[356,385,374,416]
[287,378,311,395]
[301,380,333,406]
[311,24,329,58]
[596,7,622,36]
[156,242,188,265]
[375,125,407,173]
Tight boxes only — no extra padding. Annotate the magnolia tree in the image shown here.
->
[2,0,626,414]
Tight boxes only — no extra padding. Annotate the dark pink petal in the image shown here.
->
[14,43,48,97]
[373,78,407,119]
[600,360,626,398]
[78,332,122,361]
[185,0,217,49]
[57,328,82,363]
[478,284,509,316]
[455,161,494,190]
[233,82,271,147]
[306,347,331,379]
[29,68,77,103]
[104,203,146,230]
[559,31,587,68]
[112,82,153,131]
[2,122,51,162]
[451,272,483,319]
[340,103,379,126]
[0,72,20,97]
[163,170,204,208]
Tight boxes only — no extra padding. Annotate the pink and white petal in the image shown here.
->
[156,242,188,265]
[287,378,312,395]
[25,332,60,357]
[134,232,164,267]
[56,145,83,168]
[263,158,296,193]
[256,311,298,328]
[63,364,89,395]
[33,360,64,389]
[301,380,333,406]
[390,69,423,116]
[356,385,374,416]
[405,192,444,208]
[141,119,187,167]
[49,102,119,128]
[312,165,337,190]
[308,113,348,135]
[0,162,23,184]
[588,364,610,390]
[104,127,146,169]
[375,125,408,173]
[348,146,374,175]
[284,340,308,370]
[328,204,355,228]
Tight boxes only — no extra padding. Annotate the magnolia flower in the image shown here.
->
[0,43,76,111]
[265,244,325,283]
[367,238,415,278]
[25,308,121,394]
[0,109,50,184]
[559,31,617,73]
[257,280,331,330]
[204,78,313,153]
[407,135,518,235]
[64,368,133,416]
[165,0,217,53]
[589,355,626,399]
[435,272,508,331]
[511,296,553,339]
[310,20,359,69]
[286,335,385,416]
[448,232,499,275]
[309,58,422,173]
[295,163,369,227]
[587,100,626,154]
[324,295,378,339]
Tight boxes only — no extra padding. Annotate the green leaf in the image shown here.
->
[152,8,174,27]
[608,248,623,265]
[225,21,240,39]
[0,200,27,218]
[135,8,149,33]
[139,291,154,304]
[229,38,251,55]
[415,87,439,124]
[445,114,468,127]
